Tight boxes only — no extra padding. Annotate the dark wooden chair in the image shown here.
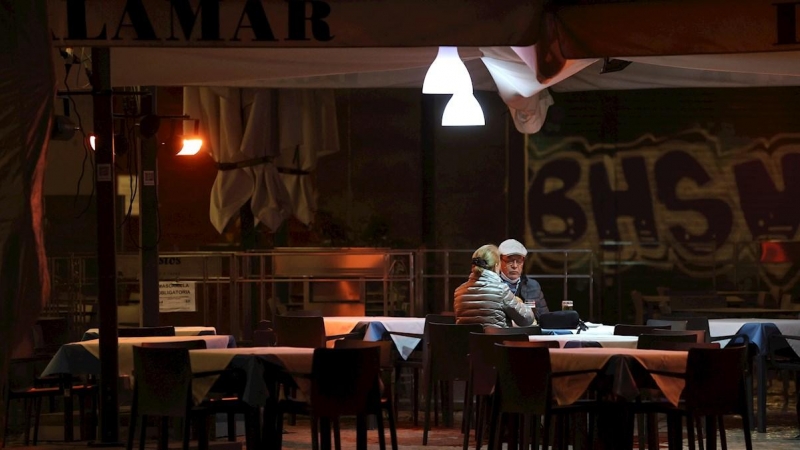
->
[274,315,360,348]
[637,333,698,350]
[499,340,560,349]
[646,319,688,331]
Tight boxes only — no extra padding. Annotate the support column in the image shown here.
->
[90,47,120,445]
[139,88,160,327]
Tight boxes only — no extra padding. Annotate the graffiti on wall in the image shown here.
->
[526,128,800,289]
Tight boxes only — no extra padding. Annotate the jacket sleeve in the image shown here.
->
[501,286,534,326]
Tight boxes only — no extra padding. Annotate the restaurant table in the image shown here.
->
[81,326,217,341]
[549,347,688,450]
[709,318,800,432]
[41,335,236,378]
[541,323,615,335]
[322,316,425,359]
[529,334,639,348]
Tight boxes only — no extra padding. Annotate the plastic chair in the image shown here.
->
[462,332,528,450]
[651,328,706,343]
[333,340,398,450]
[483,325,542,336]
[389,313,455,426]
[657,346,752,450]
[766,334,800,438]
[613,324,670,336]
[637,333,698,350]
[422,322,483,445]
[127,345,258,450]
[253,329,277,347]
[488,344,596,450]
[274,315,360,348]
[646,319,688,331]
[276,347,383,450]
[2,356,97,447]
[119,326,176,337]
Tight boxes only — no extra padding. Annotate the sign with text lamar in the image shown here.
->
[159,281,196,312]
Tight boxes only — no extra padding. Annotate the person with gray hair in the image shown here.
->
[453,244,535,328]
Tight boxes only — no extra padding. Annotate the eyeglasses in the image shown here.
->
[501,257,525,266]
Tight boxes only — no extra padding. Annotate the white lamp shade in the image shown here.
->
[442,93,485,126]
[422,46,473,95]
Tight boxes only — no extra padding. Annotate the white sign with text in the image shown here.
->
[158,281,196,312]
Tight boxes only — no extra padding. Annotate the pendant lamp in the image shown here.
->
[442,93,485,126]
[422,46,473,95]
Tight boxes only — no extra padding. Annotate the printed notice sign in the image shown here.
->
[158,281,196,312]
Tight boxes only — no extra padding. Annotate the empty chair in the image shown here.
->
[646,319,688,331]
[483,325,542,336]
[333,340,398,450]
[651,328,706,343]
[766,334,800,438]
[139,340,207,350]
[655,346,752,450]
[276,347,383,450]
[636,333,698,350]
[274,315,360,348]
[422,322,483,445]
[256,319,273,330]
[253,329,277,347]
[613,324,670,336]
[127,345,258,450]
[488,344,596,450]
[119,326,176,337]
[389,313,455,426]
[462,332,528,450]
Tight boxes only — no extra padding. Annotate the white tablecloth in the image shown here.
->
[323,316,425,359]
[529,334,639,348]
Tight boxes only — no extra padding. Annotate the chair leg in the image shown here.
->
[2,397,11,449]
[412,368,420,427]
[385,402,399,450]
[718,415,727,450]
[227,412,237,441]
[22,399,31,446]
[375,412,387,450]
[139,415,147,450]
[475,396,485,450]
[705,415,717,450]
[687,415,696,450]
[423,373,433,445]
[32,397,42,445]
[182,416,191,450]
[462,381,473,450]
[126,395,137,450]
[159,417,169,450]
[333,418,341,450]
[542,412,552,450]
[695,416,705,450]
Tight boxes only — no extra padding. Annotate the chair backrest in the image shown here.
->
[310,347,381,417]
[493,344,552,415]
[426,323,483,381]
[119,326,176,337]
[631,290,645,325]
[538,311,580,329]
[253,329,277,347]
[333,339,393,370]
[33,318,71,355]
[256,319,273,330]
[613,324,669,336]
[132,346,193,417]
[275,315,327,348]
[684,346,748,415]
[139,340,207,350]
[646,319,688,331]
[483,325,542,336]
[468,332,528,396]
[637,333,698,350]
[650,329,705,343]
[500,340,560,349]
[283,309,324,317]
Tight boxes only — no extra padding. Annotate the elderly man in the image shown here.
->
[498,239,550,316]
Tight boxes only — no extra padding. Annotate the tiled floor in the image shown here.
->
[5,387,799,449]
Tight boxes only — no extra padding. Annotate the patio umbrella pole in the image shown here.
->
[89,47,122,447]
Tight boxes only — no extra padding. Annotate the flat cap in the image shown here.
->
[498,239,527,256]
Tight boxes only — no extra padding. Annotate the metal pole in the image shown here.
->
[139,87,159,327]
[90,47,121,445]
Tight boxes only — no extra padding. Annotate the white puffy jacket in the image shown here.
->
[453,269,534,328]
